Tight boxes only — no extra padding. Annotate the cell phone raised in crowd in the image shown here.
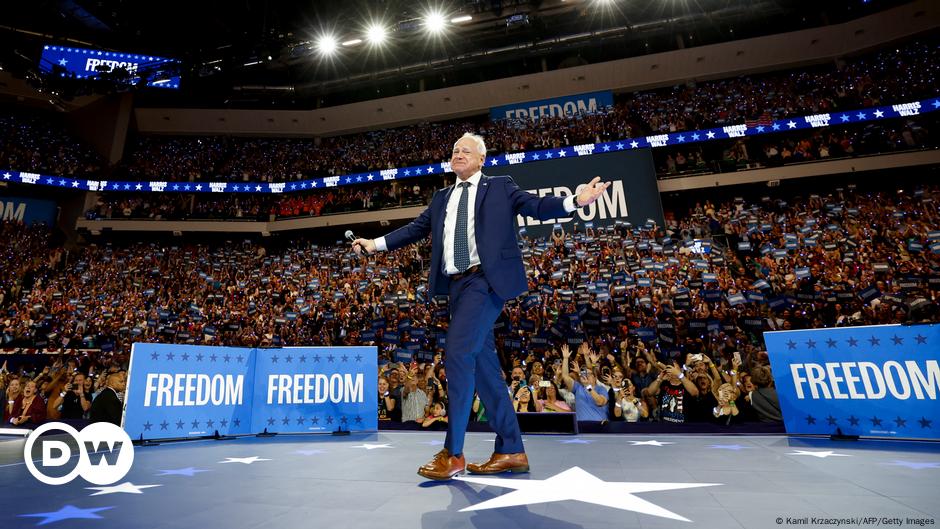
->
[539,380,551,388]
[733,351,742,365]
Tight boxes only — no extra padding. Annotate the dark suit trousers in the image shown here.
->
[444,270,524,457]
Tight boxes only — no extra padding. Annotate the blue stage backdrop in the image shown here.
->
[124,343,377,440]
[764,324,940,440]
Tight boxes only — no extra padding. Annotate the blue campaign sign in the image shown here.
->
[491,91,613,121]
[764,324,940,440]
[40,44,180,89]
[124,343,377,440]
[124,344,255,440]
[0,196,56,225]
[251,347,377,433]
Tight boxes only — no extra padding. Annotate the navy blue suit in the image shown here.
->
[383,174,569,456]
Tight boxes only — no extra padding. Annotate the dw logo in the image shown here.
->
[24,422,134,485]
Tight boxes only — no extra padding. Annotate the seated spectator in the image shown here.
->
[90,371,125,426]
[9,380,46,427]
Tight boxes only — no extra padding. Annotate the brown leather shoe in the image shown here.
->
[466,452,529,475]
[417,449,466,481]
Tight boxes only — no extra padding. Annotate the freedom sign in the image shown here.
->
[764,324,940,440]
[124,343,377,440]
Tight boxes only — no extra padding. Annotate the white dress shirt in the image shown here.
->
[376,171,580,274]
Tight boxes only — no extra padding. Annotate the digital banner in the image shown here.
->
[40,44,180,89]
[764,324,940,440]
[490,90,614,121]
[3,97,937,194]
[123,343,377,440]
[501,149,662,238]
[0,196,57,225]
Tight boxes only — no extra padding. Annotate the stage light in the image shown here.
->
[424,11,447,34]
[317,35,338,56]
[366,24,388,45]
[451,15,472,24]
[342,38,363,47]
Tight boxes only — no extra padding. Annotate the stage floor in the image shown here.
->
[1,431,938,528]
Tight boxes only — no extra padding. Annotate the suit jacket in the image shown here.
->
[90,388,123,426]
[383,174,569,300]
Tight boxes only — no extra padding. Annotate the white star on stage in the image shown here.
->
[706,131,716,139]
[351,443,392,450]
[419,440,445,446]
[86,482,162,496]
[220,456,272,464]
[560,439,593,444]
[630,141,639,148]
[873,109,884,118]
[788,450,851,459]
[456,467,719,521]
[629,440,674,446]
[884,460,940,470]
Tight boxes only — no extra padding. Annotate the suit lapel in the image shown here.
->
[474,174,489,221]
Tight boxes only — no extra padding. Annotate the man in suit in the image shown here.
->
[352,133,610,480]
[90,370,126,426]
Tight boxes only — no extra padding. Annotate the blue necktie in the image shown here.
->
[454,181,471,273]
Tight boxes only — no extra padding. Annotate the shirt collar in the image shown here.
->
[455,171,482,188]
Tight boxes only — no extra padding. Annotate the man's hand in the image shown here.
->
[560,344,571,359]
[575,177,612,208]
[351,238,376,256]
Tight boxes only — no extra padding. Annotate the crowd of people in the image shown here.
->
[2,40,935,188]
[4,174,939,427]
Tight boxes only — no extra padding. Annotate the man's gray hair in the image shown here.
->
[455,132,487,155]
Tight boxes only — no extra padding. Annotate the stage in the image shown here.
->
[0,431,938,528]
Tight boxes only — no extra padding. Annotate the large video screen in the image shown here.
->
[40,44,181,89]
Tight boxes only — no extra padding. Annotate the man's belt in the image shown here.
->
[449,264,482,282]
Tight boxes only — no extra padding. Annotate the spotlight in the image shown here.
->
[424,11,447,34]
[451,15,472,24]
[366,24,387,45]
[317,35,338,56]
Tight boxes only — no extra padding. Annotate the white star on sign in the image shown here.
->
[367,174,374,180]
[135,183,142,190]
[220,456,272,464]
[351,443,392,450]
[59,58,68,66]
[787,121,797,129]
[86,482,162,496]
[706,131,716,139]
[629,440,674,446]
[873,110,884,118]
[2,173,10,179]
[630,141,639,148]
[788,450,850,458]
[194,184,202,191]
[557,150,566,157]
[255,185,262,191]
[72,180,80,187]
[490,159,499,165]
[456,467,719,521]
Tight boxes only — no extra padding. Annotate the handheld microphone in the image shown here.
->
[346,230,370,256]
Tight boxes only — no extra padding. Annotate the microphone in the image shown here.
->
[346,230,370,256]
